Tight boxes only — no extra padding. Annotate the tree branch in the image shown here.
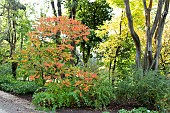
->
[150,0,164,39]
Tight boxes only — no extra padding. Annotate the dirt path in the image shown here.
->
[0,90,46,113]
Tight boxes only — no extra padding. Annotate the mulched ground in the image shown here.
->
[15,94,142,113]
[16,94,33,102]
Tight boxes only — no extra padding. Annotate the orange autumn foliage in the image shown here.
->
[84,77,93,81]
[63,80,71,87]
[21,60,27,63]
[91,73,97,79]
[80,92,83,97]
[74,81,82,87]
[19,16,95,87]
[29,16,90,44]
[83,86,89,92]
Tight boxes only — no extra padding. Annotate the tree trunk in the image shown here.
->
[12,62,18,79]
[69,0,78,65]
[124,0,169,71]
[153,0,169,70]
[70,39,76,65]
[112,46,121,73]
[20,33,23,49]
[143,0,153,71]
[50,0,62,45]
[51,0,57,17]
[57,0,62,16]
[69,0,77,19]
[7,1,18,79]
[11,14,18,79]
[124,0,141,68]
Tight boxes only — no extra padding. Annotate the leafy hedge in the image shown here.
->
[0,75,40,94]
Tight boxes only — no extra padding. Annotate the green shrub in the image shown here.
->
[0,75,39,94]
[0,75,15,88]
[32,92,57,109]
[32,76,115,110]
[114,77,135,103]
[33,82,81,109]
[118,107,158,113]
[114,70,170,111]
[0,63,12,75]
[134,71,170,111]
[87,78,115,108]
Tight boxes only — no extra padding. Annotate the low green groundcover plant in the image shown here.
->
[0,63,12,75]
[0,74,13,85]
[118,107,158,113]
[0,75,39,94]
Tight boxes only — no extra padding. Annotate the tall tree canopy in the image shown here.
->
[76,0,112,64]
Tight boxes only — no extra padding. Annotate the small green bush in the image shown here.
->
[0,75,14,85]
[32,77,115,110]
[118,107,158,113]
[114,70,170,111]
[32,82,82,109]
[0,63,12,75]
[0,75,39,94]
[88,78,115,108]
[32,92,57,109]
[134,71,170,111]
[1,81,39,94]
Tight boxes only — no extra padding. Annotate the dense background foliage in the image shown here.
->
[0,0,170,112]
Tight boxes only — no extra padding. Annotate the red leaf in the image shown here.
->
[91,73,97,79]
[84,77,92,81]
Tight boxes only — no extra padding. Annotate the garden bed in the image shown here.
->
[15,93,140,113]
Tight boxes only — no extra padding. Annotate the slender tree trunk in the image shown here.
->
[109,59,113,83]
[154,0,169,70]
[11,13,18,79]
[51,0,57,17]
[7,1,18,79]
[20,33,23,49]
[70,39,76,65]
[112,10,123,73]
[69,0,78,65]
[112,46,121,73]
[57,0,62,16]
[56,0,62,44]
[124,0,141,68]
[143,0,153,71]
[82,40,86,64]
[50,0,62,45]
[12,62,18,79]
